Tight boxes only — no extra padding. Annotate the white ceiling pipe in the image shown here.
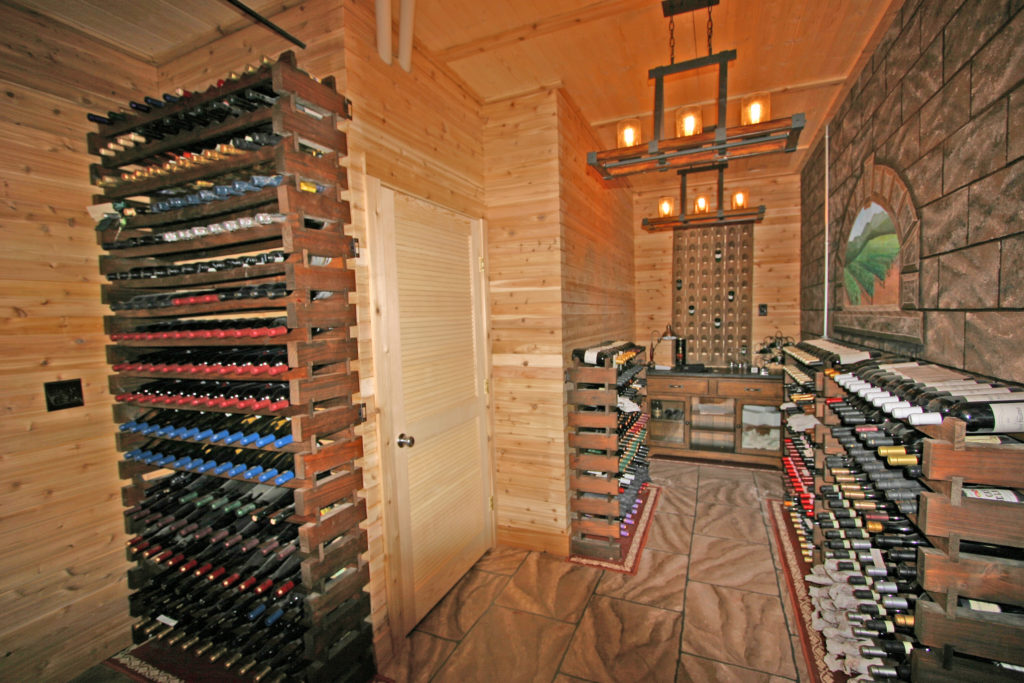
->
[376,0,392,64]
[398,0,415,72]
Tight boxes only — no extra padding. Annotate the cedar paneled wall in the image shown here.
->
[633,173,803,354]
[483,89,567,554]
[0,6,157,680]
[157,0,486,658]
[558,89,636,354]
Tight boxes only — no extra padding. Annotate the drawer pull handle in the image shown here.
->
[745,387,761,392]
[668,384,689,389]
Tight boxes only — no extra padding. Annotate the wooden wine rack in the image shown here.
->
[671,224,753,367]
[910,418,1024,676]
[92,52,374,682]
[566,346,649,561]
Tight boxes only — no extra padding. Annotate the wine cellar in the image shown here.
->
[2,0,1022,681]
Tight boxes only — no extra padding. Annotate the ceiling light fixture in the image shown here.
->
[641,163,765,232]
[587,0,804,181]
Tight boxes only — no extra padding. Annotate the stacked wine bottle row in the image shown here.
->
[780,341,1024,681]
[567,342,652,561]
[92,52,374,682]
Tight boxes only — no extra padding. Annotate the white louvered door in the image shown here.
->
[369,180,492,637]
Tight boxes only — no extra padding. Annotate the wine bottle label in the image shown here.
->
[966,599,1001,613]
[992,403,1024,433]
[156,614,179,627]
[963,488,1021,503]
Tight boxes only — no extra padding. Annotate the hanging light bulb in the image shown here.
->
[658,196,675,217]
[731,190,748,210]
[741,93,771,125]
[694,195,710,214]
[617,119,642,147]
[675,108,703,137]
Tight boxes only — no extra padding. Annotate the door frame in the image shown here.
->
[364,176,495,645]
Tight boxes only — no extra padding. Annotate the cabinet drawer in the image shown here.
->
[648,376,709,396]
[716,378,783,400]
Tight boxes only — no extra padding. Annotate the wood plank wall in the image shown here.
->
[633,173,803,355]
[0,5,157,680]
[157,0,485,659]
[483,89,567,554]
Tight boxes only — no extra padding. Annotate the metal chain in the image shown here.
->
[706,5,713,56]
[669,16,676,64]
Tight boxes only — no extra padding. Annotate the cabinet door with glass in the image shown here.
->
[736,402,782,455]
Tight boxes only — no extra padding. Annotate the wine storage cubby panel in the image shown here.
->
[91,51,374,682]
[567,342,650,562]
[671,224,753,367]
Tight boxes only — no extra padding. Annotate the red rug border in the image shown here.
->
[567,484,660,574]
[765,497,838,683]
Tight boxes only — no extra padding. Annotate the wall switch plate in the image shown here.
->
[758,304,768,316]
[44,379,84,411]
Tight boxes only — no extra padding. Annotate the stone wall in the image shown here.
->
[800,0,1023,383]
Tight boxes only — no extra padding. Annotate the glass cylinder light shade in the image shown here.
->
[675,108,703,137]
[617,119,642,147]
[658,196,675,217]
[731,190,748,210]
[741,93,771,126]
[693,195,711,214]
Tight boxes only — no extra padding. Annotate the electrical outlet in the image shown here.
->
[758,304,768,316]
[44,379,84,412]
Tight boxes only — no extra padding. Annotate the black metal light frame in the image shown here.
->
[640,162,765,232]
[587,49,805,180]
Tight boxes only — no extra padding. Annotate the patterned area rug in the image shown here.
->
[568,484,659,574]
[765,497,842,683]
[104,639,245,682]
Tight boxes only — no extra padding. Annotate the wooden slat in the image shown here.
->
[918,547,1024,608]
[918,492,1024,549]
[915,598,1024,666]
[922,439,1024,488]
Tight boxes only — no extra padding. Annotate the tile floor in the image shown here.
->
[71,459,810,683]
[380,459,812,683]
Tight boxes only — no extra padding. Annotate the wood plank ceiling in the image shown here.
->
[15,0,899,180]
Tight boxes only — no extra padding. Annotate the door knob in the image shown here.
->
[397,433,415,448]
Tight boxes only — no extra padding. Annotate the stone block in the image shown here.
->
[887,10,922,85]
[881,112,921,172]
[943,100,1008,193]
[965,311,1024,382]
[968,160,1024,244]
[858,69,887,121]
[1001,233,1024,308]
[902,34,943,118]
[906,145,944,205]
[920,0,964,49]
[971,11,1024,113]
[923,311,966,367]
[920,67,971,154]
[1009,82,1024,162]
[876,85,904,146]
[921,186,969,256]
[944,0,1011,81]
[938,241,1001,308]
[901,271,920,307]
[920,255,940,308]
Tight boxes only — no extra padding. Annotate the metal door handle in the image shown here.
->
[397,433,415,448]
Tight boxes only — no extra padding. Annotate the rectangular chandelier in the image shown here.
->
[587,50,805,180]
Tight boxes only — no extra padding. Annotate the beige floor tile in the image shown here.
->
[681,582,796,679]
[755,470,786,499]
[378,630,458,683]
[676,653,787,682]
[473,545,531,575]
[415,569,509,640]
[693,501,769,544]
[656,483,698,516]
[699,476,761,507]
[650,459,700,488]
[432,606,575,683]
[790,633,813,683]
[596,547,689,611]
[687,535,779,594]
[646,511,694,554]
[494,551,601,622]
[699,464,757,481]
[560,595,682,683]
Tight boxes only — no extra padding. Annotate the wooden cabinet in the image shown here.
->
[92,52,373,682]
[647,371,782,467]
